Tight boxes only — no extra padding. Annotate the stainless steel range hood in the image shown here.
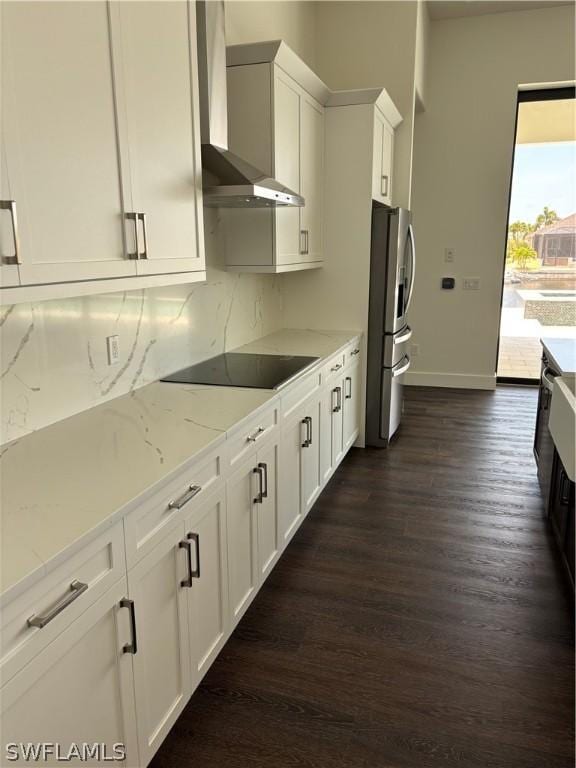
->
[196,1,304,208]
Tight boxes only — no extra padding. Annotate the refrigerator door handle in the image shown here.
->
[405,224,416,312]
[393,325,412,345]
[392,355,411,378]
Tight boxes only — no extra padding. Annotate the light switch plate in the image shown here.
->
[106,335,120,365]
[463,278,481,291]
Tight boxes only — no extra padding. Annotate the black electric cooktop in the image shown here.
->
[161,353,319,390]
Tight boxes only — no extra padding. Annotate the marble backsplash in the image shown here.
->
[0,211,283,444]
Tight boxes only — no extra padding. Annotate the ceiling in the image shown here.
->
[427,1,573,20]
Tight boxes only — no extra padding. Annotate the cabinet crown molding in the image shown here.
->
[327,87,403,129]
[226,39,330,105]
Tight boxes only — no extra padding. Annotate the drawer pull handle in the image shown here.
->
[27,580,88,629]
[351,348,360,356]
[345,376,352,399]
[330,363,342,372]
[120,598,138,654]
[168,484,202,511]
[247,426,265,443]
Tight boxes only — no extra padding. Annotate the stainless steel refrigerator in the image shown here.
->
[365,206,416,447]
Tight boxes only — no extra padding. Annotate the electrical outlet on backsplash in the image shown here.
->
[0,271,284,445]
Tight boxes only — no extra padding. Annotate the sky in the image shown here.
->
[509,141,576,225]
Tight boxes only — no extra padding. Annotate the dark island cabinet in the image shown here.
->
[548,448,575,589]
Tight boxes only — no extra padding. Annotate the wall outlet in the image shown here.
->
[411,343,420,357]
[444,247,456,263]
[463,277,481,291]
[106,335,120,365]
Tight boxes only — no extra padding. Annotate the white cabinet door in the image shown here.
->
[112,0,205,276]
[331,381,345,468]
[372,111,394,205]
[319,386,335,485]
[0,578,139,766]
[2,1,135,286]
[343,363,361,451]
[184,488,229,685]
[301,397,322,514]
[128,525,192,766]
[300,96,324,263]
[226,457,259,626]
[274,69,302,267]
[255,440,280,580]
[279,415,306,546]
[381,122,394,206]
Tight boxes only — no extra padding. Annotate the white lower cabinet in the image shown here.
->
[128,524,192,766]
[343,362,361,451]
[0,577,139,766]
[0,343,363,768]
[279,394,322,546]
[226,436,280,627]
[184,488,229,684]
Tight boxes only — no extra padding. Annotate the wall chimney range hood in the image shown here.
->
[196,1,304,208]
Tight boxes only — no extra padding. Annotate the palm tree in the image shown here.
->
[535,206,559,230]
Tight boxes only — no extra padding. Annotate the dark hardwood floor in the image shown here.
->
[151,385,575,768]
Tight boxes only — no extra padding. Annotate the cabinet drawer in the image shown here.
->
[226,403,279,470]
[1,522,125,684]
[281,369,321,423]
[322,351,346,385]
[124,447,223,567]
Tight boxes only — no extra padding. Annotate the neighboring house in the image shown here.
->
[528,213,576,265]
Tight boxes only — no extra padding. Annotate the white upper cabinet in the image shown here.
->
[111,0,205,277]
[372,109,395,206]
[223,41,329,273]
[2,1,133,287]
[0,0,205,304]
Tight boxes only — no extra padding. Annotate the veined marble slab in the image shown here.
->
[1,329,360,600]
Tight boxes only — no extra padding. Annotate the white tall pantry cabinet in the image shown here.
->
[223,42,329,273]
[0,0,205,304]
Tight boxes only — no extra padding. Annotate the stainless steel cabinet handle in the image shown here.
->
[126,212,140,260]
[392,355,411,378]
[299,229,306,255]
[1,200,20,265]
[179,538,194,587]
[381,175,389,197]
[120,598,138,654]
[168,484,202,511]
[138,213,149,259]
[331,363,342,372]
[258,462,268,499]
[304,229,309,255]
[253,465,264,504]
[27,580,88,629]
[180,532,200,585]
[350,348,360,357]
[541,367,556,393]
[247,426,265,443]
[333,387,342,413]
[301,417,310,448]
[307,416,313,447]
[345,376,352,399]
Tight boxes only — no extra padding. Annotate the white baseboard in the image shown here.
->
[403,370,497,390]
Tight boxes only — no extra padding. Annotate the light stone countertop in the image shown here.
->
[0,328,360,600]
[541,338,576,377]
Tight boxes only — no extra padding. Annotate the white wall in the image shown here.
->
[0,0,318,445]
[407,5,575,389]
[313,0,418,210]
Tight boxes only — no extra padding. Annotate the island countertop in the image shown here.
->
[0,328,360,599]
[541,338,576,376]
